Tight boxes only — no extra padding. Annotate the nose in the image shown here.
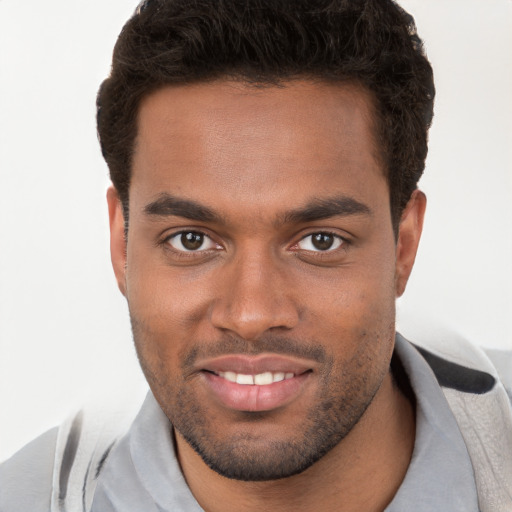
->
[210,249,300,341]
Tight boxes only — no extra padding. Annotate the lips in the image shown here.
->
[198,354,314,412]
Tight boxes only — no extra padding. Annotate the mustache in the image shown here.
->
[181,333,329,370]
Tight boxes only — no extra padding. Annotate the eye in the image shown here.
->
[297,232,344,252]
[166,231,218,252]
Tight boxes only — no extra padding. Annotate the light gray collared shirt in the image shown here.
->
[385,335,478,510]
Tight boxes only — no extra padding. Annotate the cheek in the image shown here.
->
[125,261,211,373]
[307,255,396,320]
[348,241,397,320]
[126,249,212,327]
[303,251,397,364]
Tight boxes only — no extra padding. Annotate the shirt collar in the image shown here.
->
[386,334,479,511]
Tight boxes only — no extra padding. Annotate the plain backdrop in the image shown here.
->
[1,0,511,462]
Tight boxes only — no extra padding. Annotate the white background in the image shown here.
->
[1,0,511,462]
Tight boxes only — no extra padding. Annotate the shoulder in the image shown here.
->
[483,348,512,400]
[0,427,58,512]
[398,330,512,509]
[398,328,510,395]
[0,398,139,512]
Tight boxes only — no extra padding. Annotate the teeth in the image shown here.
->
[223,371,237,383]
[273,372,285,383]
[236,374,254,385]
[254,372,273,385]
[218,371,296,385]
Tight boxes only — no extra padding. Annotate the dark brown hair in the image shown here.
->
[97,0,434,228]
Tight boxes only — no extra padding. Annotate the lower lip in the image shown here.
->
[202,372,311,412]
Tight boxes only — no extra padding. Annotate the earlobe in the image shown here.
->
[107,186,128,296]
[395,189,427,297]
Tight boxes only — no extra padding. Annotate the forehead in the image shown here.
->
[131,80,388,221]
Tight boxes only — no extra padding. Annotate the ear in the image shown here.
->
[395,189,426,297]
[107,186,127,296]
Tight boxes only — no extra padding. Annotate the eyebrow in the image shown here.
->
[144,194,220,223]
[143,192,371,225]
[280,196,372,224]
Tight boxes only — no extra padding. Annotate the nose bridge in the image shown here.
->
[210,244,299,340]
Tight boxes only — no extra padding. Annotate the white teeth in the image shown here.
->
[223,371,237,383]
[218,371,296,385]
[254,372,273,385]
[273,372,285,383]
[236,374,254,385]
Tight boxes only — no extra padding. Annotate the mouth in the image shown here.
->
[197,355,314,412]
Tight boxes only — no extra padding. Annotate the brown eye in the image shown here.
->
[312,233,334,250]
[297,233,343,252]
[167,231,217,252]
[182,232,204,250]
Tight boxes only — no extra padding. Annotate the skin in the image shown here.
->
[108,80,425,511]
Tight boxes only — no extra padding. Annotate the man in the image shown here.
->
[1,0,511,511]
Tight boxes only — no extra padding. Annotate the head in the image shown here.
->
[97,0,434,231]
[100,0,432,482]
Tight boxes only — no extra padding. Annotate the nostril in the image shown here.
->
[210,301,300,341]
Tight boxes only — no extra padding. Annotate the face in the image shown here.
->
[108,80,424,481]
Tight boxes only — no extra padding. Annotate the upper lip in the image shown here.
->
[196,354,315,375]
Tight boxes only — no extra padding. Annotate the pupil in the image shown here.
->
[181,232,204,250]
[312,233,334,251]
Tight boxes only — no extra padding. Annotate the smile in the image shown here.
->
[202,369,312,412]
[216,371,296,385]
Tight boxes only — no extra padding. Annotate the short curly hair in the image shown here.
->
[97,0,434,230]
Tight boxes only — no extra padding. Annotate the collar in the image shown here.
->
[386,334,479,511]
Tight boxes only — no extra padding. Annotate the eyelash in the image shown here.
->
[160,229,350,259]
[295,232,347,253]
[161,230,221,256]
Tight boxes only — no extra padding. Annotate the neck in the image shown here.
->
[176,370,415,512]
